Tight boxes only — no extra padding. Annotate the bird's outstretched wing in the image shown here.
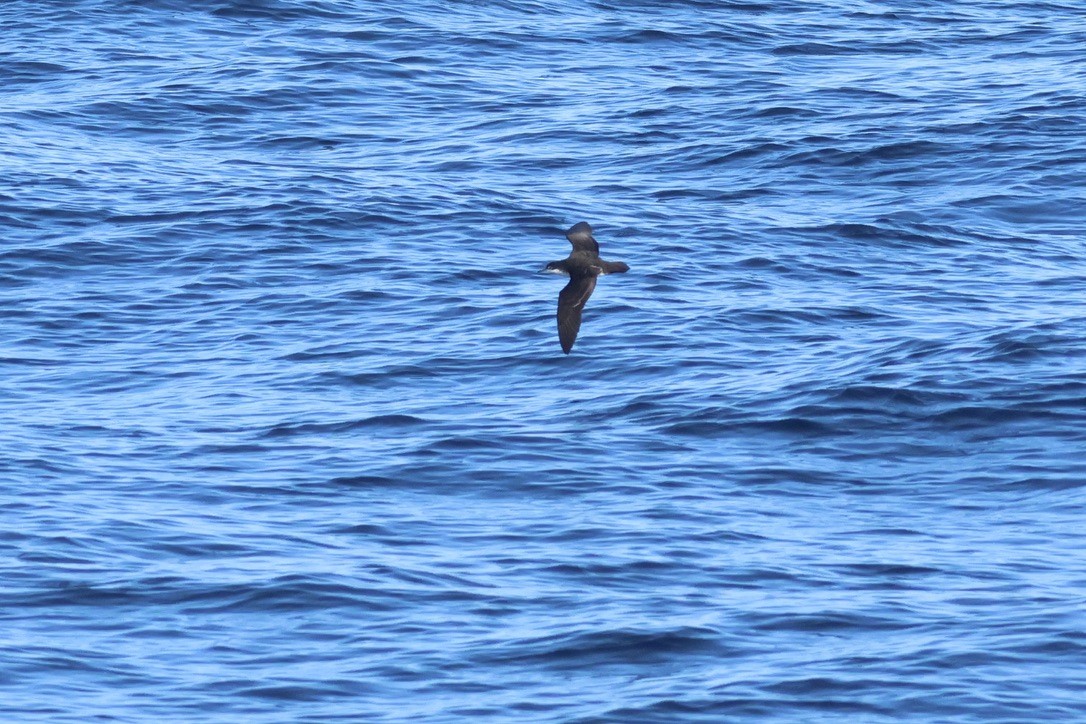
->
[557,275,597,354]
[565,222,599,253]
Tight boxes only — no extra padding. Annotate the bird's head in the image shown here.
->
[540,261,569,275]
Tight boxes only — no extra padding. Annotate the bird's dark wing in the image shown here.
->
[557,275,597,354]
[601,260,629,274]
[565,222,599,253]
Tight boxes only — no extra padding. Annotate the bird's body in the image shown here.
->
[542,222,629,354]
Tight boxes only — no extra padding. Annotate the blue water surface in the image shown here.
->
[2,0,1085,721]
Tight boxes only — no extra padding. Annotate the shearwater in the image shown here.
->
[541,222,629,354]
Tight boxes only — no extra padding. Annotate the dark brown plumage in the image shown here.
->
[542,222,629,354]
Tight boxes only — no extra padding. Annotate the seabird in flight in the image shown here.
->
[541,221,629,354]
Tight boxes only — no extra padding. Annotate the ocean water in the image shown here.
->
[2,0,1085,720]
